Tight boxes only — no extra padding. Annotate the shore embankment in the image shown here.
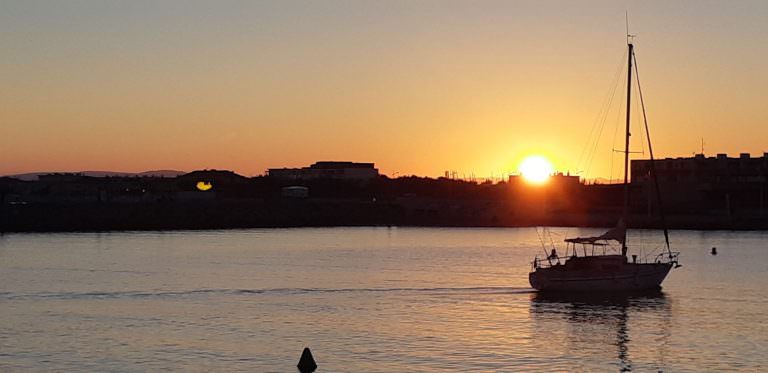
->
[2,199,767,233]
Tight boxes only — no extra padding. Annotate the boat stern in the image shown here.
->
[529,269,545,290]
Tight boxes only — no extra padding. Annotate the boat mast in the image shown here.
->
[622,40,633,257]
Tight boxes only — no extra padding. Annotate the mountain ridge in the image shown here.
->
[5,170,186,181]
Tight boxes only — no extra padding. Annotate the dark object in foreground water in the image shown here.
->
[711,247,718,255]
[298,347,317,373]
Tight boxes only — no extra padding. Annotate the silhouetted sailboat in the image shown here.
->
[529,38,681,292]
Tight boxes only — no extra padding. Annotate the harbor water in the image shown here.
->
[1,227,766,371]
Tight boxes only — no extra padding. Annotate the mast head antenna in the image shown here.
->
[625,11,636,44]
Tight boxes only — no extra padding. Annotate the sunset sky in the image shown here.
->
[2,1,766,179]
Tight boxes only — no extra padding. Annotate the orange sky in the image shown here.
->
[1,1,766,179]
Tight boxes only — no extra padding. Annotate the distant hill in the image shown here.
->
[5,170,186,181]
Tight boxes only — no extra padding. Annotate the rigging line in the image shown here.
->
[575,60,619,171]
[609,89,621,183]
[585,72,615,180]
[534,227,552,265]
[633,51,672,256]
[608,75,627,183]
[587,51,626,171]
[583,56,626,181]
[546,228,558,251]
[633,79,646,156]
[576,49,627,174]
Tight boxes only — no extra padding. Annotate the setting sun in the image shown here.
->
[519,155,553,184]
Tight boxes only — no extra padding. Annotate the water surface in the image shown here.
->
[1,227,766,371]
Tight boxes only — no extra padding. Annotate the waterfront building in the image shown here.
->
[631,153,768,215]
[268,161,379,181]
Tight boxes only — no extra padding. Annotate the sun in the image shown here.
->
[519,155,553,184]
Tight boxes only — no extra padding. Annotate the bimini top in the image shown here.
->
[564,220,626,245]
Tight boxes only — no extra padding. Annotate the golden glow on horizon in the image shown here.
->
[519,155,553,184]
[1,3,767,178]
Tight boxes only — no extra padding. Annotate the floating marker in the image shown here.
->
[297,347,317,373]
[711,247,718,255]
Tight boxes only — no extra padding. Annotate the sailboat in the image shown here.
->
[529,38,681,292]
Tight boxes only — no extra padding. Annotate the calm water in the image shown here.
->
[1,227,766,372]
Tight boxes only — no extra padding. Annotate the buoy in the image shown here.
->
[297,347,317,373]
[711,247,718,255]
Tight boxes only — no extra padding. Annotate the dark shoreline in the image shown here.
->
[3,200,767,233]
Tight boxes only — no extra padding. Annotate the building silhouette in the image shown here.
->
[632,153,768,215]
[268,161,379,181]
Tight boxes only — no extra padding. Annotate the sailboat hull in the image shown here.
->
[529,261,673,292]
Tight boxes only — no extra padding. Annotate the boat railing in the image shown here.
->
[531,249,681,270]
[653,251,681,265]
[531,255,562,270]
[531,240,619,269]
